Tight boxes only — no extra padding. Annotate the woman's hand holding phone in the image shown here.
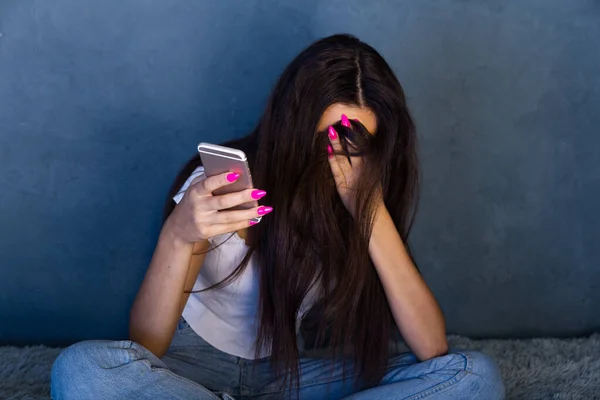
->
[166,171,272,244]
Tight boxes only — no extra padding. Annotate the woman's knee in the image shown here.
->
[51,340,138,399]
[458,350,505,398]
[53,340,133,374]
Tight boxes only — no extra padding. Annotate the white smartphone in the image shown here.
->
[197,142,260,222]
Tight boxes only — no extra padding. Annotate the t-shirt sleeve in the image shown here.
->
[172,166,206,204]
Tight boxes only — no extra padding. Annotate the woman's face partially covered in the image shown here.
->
[316,103,378,134]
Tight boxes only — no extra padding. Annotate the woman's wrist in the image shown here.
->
[370,203,392,239]
[161,217,197,248]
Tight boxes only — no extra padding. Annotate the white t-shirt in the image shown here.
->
[173,166,316,359]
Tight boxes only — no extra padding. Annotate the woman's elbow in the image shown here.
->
[415,338,449,361]
[128,323,170,358]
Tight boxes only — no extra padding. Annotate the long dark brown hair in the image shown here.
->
[164,34,419,392]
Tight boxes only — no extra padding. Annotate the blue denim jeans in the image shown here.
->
[51,319,505,399]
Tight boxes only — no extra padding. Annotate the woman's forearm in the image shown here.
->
[129,217,207,357]
[369,205,448,361]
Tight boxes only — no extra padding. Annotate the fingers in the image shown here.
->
[189,172,207,187]
[203,218,263,239]
[341,114,352,128]
[327,114,366,189]
[203,205,272,238]
[327,125,350,186]
[328,125,344,154]
[194,171,241,194]
[207,188,267,211]
[192,201,271,240]
[337,114,361,166]
[327,139,344,185]
[211,205,273,224]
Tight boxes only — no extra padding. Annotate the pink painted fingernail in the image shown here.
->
[257,206,273,216]
[327,144,333,158]
[226,173,240,182]
[328,126,337,140]
[249,220,259,226]
[341,114,351,127]
[251,190,267,200]
[353,118,360,122]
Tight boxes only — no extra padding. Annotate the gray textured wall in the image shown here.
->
[0,0,598,345]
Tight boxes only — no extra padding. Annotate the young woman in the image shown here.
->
[51,34,505,400]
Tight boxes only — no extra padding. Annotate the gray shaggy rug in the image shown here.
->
[1,335,599,400]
